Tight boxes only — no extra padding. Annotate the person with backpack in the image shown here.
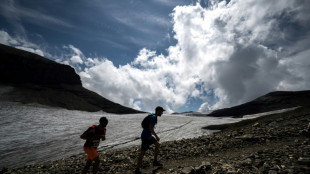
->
[80,117,108,174]
[135,106,165,174]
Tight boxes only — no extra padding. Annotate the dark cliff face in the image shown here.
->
[0,44,144,114]
[208,90,310,117]
[0,44,81,85]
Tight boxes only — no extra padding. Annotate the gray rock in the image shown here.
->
[181,167,194,174]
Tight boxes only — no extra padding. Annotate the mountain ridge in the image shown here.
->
[208,90,310,117]
[0,43,144,114]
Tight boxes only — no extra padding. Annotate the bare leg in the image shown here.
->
[92,157,100,174]
[136,150,146,169]
[154,142,160,161]
[82,159,92,174]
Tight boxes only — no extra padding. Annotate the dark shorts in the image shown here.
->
[141,136,157,151]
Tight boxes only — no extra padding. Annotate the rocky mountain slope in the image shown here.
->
[208,90,310,117]
[0,44,143,114]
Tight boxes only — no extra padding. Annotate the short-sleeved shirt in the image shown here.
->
[141,114,157,140]
[84,125,106,148]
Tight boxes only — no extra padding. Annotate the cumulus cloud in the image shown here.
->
[191,0,310,111]
[73,0,310,113]
[168,0,310,111]
[78,48,196,112]
[2,0,310,113]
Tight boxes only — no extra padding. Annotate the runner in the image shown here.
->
[135,106,165,174]
[80,117,108,174]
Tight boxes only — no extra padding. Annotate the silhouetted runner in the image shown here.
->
[80,117,108,174]
[135,106,165,174]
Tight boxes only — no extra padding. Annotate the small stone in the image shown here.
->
[262,162,271,171]
[297,157,310,165]
[253,123,260,127]
[181,167,194,174]
[268,170,277,174]
[241,158,253,166]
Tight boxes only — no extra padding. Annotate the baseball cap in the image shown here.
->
[155,106,165,112]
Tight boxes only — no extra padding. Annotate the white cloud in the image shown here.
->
[0,30,19,45]
[2,0,310,113]
[0,30,45,57]
[132,48,157,67]
[15,46,44,57]
[78,52,192,112]
[277,49,310,90]
[75,0,310,113]
[55,45,87,72]
[67,45,84,64]
[168,0,310,111]
[132,100,142,111]
[70,55,83,64]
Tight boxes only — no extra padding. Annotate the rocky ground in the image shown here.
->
[1,106,310,174]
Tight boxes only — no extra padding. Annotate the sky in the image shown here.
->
[1,0,310,113]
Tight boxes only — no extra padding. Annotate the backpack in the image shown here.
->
[141,115,151,129]
[141,114,157,129]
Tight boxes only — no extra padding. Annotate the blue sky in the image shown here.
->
[1,0,310,113]
[0,0,191,65]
